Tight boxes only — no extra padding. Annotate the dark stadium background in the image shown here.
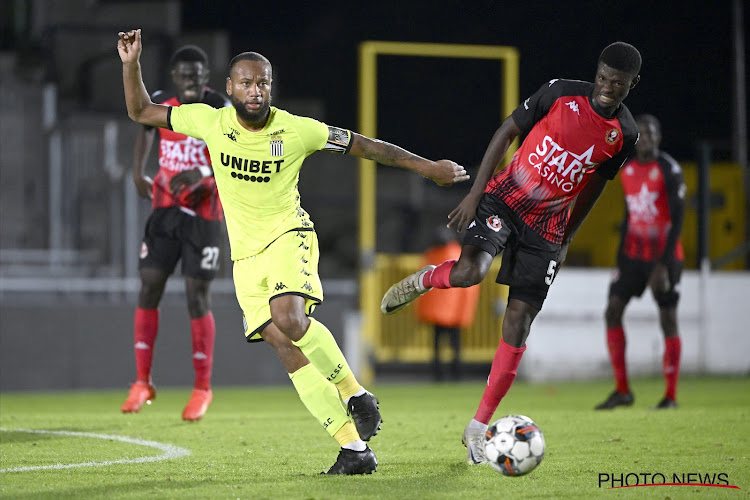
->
[182,0,741,166]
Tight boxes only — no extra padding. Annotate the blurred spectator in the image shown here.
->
[416,227,480,381]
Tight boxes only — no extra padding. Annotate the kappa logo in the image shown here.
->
[301,269,311,276]
[302,282,313,292]
[566,100,580,115]
[225,131,237,142]
[605,128,620,145]
[468,220,477,229]
[274,282,287,291]
[486,215,503,232]
[299,242,309,250]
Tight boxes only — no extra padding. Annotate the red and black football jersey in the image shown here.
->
[485,79,639,244]
[619,152,685,262]
[148,88,229,221]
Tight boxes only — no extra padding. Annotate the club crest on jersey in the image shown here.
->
[486,215,503,232]
[605,128,620,145]
[140,242,148,259]
[270,139,283,156]
[649,166,660,180]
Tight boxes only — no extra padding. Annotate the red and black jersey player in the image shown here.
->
[121,44,230,421]
[596,114,686,411]
[381,42,642,463]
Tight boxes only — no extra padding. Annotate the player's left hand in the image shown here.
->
[430,160,469,186]
[169,169,203,195]
[648,262,670,293]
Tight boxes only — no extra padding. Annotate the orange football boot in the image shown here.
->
[121,381,156,413]
[182,389,213,421]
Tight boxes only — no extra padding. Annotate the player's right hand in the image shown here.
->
[447,191,482,232]
[133,175,153,199]
[118,29,142,64]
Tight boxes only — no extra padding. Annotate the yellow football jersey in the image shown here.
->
[169,105,350,260]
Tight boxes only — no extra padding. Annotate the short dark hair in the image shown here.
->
[170,45,209,68]
[599,42,641,76]
[635,114,661,135]
[229,52,271,74]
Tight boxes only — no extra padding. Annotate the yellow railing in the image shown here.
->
[370,254,508,364]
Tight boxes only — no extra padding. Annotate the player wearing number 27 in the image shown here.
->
[118,29,468,474]
[121,44,230,422]
[381,42,642,464]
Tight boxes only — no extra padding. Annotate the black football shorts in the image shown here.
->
[463,194,561,310]
[138,207,222,280]
[609,255,682,307]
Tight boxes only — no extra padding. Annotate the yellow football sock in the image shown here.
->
[293,318,362,397]
[333,421,361,448]
[335,372,363,401]
[289,363,349,438]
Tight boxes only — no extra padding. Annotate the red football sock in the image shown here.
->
[606,326,629,394]
[133,307,159,383]
[663,336,681,400]
[190,312,216,391]
[422,260,456,289]
[474,339,526,424]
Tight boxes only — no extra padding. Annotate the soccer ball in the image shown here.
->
[484,414,545,476]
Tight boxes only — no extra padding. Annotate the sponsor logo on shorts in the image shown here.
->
[486,215,503,232]
[140,242,148,259]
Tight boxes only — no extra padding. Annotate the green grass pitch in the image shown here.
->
[1,376,748,499]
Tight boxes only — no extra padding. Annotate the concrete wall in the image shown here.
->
[0,283,356,392]
[521,269,750,382]
[1,270,748,392]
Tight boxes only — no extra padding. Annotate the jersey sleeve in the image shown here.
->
[168,103,217,141]
[294,115,353,155]
[511,79,562,134]
[659,152,686,263]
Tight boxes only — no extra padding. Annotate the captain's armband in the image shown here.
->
[323,126,352,154]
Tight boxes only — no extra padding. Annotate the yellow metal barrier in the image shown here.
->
[371,254,508,364]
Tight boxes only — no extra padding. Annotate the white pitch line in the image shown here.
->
[0,428,191,472]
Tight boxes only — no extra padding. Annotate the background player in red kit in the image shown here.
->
[596,114,685,411]
[121,45,230,421]
[381,42,642,463]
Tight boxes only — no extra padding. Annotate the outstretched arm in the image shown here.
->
[118,29,170,128]
[347,133,469,186]
[447,115,522,231]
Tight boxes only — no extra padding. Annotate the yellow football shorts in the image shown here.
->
[234,229,324,342]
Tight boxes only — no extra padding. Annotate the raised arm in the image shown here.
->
[347,133,469,186]
[118,29,170,128]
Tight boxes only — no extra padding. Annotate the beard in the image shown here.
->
[231,94,271,124]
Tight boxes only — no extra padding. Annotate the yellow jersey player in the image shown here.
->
[118,28,468,474]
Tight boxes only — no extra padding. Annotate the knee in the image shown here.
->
[273,312,310,341]
[450,262,485,288]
